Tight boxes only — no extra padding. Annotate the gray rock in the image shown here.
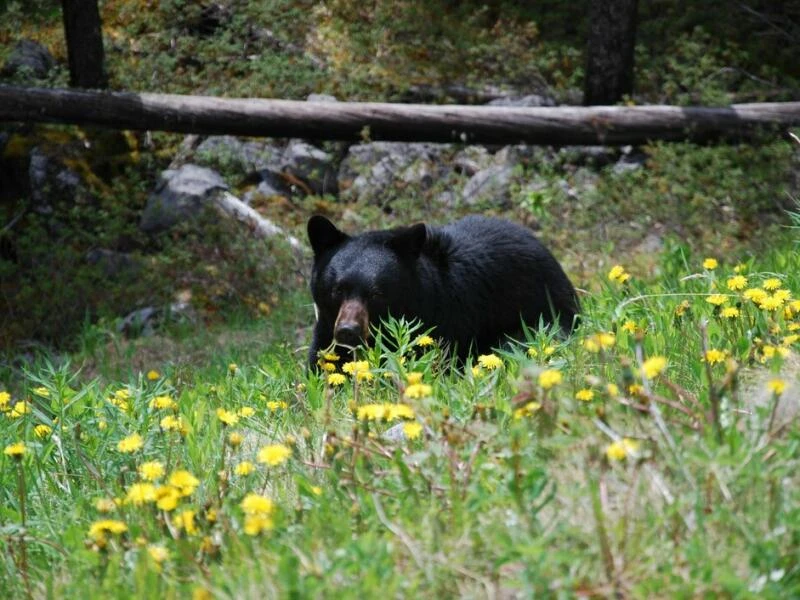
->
[243,169,294,203]
[383,423,408,442]
[453,146,493,176]
[118,302,196,337]
[487,94,556,107]
[140,164,228,233]
[1,39,55,80]
[28,147,87,210]
[462,165,516,207]
[195,136,283,176]
[282,140,337,195]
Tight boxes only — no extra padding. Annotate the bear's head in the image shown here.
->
[307,215,427,350]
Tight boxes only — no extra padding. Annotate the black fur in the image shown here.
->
[307,215,579,367]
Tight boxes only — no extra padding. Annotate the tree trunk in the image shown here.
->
[584,0,639,106]
[1,85,799,146]
[61,0,107,89]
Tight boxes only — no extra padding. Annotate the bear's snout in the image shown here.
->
[334,299,369,348]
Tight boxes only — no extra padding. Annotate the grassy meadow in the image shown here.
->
[2,244,800,597]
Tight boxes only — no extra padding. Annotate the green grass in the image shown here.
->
[2,245,799,598]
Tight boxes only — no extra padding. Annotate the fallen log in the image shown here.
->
[1,85,799,145]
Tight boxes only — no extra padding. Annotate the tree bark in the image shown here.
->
[585,0,639,106]
[61,0,107,89]
[1,85,799,146]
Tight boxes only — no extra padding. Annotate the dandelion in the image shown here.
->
[782,334,799,346]
[386,404,415,421]
[513,402,541,420]
[402,422,423,440]
[147,544,169,570]
[228,431,244,448]
[88,519,128,541]
[155,486,181,511]
[126,483,157,506]
[174,509,198,536]
[238,406,255,418]
[244,515,274,536]
[621,320,636,334]
[228,363,238,374]
[726,275,747,291]
[257,444,292,466]
[405,383,433,399]
[146,370,161,381]
[406,372,423,385]
[160,415,188,434]
[216,408,239,426]
[628,383,645,396]
[721,306,740,319]
[608,265,630,284]
[527,347,538,358]
[705,294,727,306]
[266,400,288,412]
[605,438,640,461]
[117,433,144,453]
[743,288,768,304]
[704,349,727,365]
[759,295,784,311]
[323,352,340,362]
[583,332,615,352]
[538,369,562,389]
[95,498,116,513]
[4,442,26,457]
[34,424,52,438]
[357,404,386,421]
[642,356,667,379]
[241,493,275,516]
[775,289,792,302]
[169,470,200,497]
[702,258,718,270]
[415,335,435,347]
[150,395,176,410]
[320,362,337,372]
[606,383,620,397]
[109,389,131,411]
[674,300,690,317]
[9,401,30,418]
[0,391,10,411]
[768,379,786,396]
[471,365,484,378]
[235,461,255,476]
[763,278,782,291]
[478,354,503,370]
[138,461,165,481]
[327,373,346,386]
[575,389,594,402]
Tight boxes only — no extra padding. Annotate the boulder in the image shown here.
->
[1,39,55,81]
[461,165,516,207]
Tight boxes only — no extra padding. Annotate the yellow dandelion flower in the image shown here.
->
[357,404,386,421]
[9,401,30,418]
[641,356,667,379]
[146,370,161,381]
[155,486,181,511]
[150,395,176,410]
[257,444,292,466]
[327,373,346,386]
[228,363,238,374]
[621,320,636,334]
[605,438,640,461]
[117,433,144,453]
[478,354,503,370]
[774,289,791,302]
[168,470,200,497]
[386,403,415,421]
[228,431,244,447]
[241,493,275,516]
[406,372,424,385]
[768,379,786,396]
[721,306,740,319]
[320,362,336,372]
[763,278,782,291]
[126,483,157,506]
[402,422,423,440]
[235,461,255,476]
[244,514,274,536]
[702,258,718,270]
[544,346,556,356]
[471,365,484,378]
[606,383,620,397]
[608,265,630,284]
[342,360,370,375]
[216,408,239,426]
[513,401,541,420]
[628,383,644,396]
[88,519,127,541]
[527,347,538,358]
[0,391,10,411]
[34,424,52,438]
[238,406,255,418]
[583,332,615,352]
[782,334,799,346]
[743,288,768,303]
[147,544,169,567]
[4,442,26,457]
[266,400,288,411]
[674,300,691,317]
[575,389,594,402]
[405,383,433,399]
[322,352,340,362]
[788,322,800,332]
[726,275,747,291]
[175,509,198,535]
[538,369,562,389]
[415,335,435,347]
[759,295,784,311]
[704,349,727,365]
[138,461,165,481]
[705,294,727,306]
[160,415,188,435]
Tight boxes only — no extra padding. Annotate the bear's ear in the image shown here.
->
[388,223,427,260]
[308,215,349,256]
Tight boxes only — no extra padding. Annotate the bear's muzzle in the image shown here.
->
[334,299,369,348]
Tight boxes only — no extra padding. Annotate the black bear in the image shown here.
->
[307,215,579,368]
